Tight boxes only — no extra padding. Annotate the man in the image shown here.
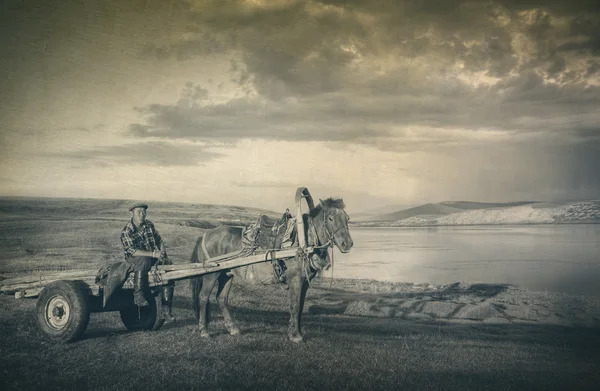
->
[120,202,175,322]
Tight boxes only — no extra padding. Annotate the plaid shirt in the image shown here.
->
[120,219,163,260]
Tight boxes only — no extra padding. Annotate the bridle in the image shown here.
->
[301,208,349,286]
[313,209,349,249]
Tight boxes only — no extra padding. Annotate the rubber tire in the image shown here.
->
[36,280,91,343]
[119,293,165,332]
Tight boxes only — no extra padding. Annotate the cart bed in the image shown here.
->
[0,248,300,298]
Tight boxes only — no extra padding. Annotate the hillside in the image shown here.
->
[0,197,281,274]
[361,201,542,223]
[365,203,463,222]
[356,200,600,227]
[352,203,415,221]
[439,201,538,210]
[0,196,279,228]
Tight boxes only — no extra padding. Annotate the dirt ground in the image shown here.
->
[1,278,600,391]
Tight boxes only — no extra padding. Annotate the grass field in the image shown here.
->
[1,197,599,391]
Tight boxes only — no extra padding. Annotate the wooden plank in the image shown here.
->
[196,250,244,264]
[158,248,299,281]
[2,248,303,296]
[296,188,307,249]
[159,249,297,271]
[14,284,97,299]
[0,269,100,285]
[23,288,44,298]
[2,277,98,292]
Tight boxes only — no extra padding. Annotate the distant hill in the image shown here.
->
[368,203,462,222]
[352,203,416,222]
[355,200,600,226]
[439,201,538,210]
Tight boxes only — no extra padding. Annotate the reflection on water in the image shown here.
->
[324,224,600,297]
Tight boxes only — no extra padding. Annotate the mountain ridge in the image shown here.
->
[354,200,600,226]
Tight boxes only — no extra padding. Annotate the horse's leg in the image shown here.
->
[216,272,240,336]
[287,262,307,343]
[191,277,202,322]
[198,272,219,338]
[297,277,309,333]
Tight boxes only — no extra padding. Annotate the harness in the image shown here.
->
[197,187,346,286]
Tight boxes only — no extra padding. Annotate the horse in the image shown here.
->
[190,197,353,343]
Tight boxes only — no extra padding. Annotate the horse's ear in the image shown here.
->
[319,198,324,206]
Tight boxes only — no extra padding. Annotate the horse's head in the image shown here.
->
[315,198,353,253]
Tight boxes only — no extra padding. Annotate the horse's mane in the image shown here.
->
[310,198,345,217]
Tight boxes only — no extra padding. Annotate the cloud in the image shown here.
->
[128,84,391,143]
[47,141,223,167]
[127,69,600,150]
[157,0,600,83]
[125,0,600,150]
[4,0,599,207]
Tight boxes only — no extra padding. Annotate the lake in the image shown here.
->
[324,224,600,297]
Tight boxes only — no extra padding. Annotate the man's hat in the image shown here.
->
[128,202,148,212]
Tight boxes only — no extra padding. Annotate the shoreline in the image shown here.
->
[206,276,600,331]
[306,278,600,328]
[352,221,600,228]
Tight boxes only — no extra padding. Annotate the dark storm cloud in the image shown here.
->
[48,141,222,167]
[161,0,599,81]
[497,0,600,15]
[128,72,600,148]
[128,82,389,143]
[128,0,600,149]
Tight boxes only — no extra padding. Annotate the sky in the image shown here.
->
[1,0,599,214]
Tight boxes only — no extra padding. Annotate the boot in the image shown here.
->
[133,270,149,307]
[161,284,176,322]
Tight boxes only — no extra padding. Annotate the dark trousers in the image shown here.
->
[127,256,173,273]
[128,256,175,315]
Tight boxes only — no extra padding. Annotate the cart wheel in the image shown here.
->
[119,294,165,332]
[36,280,91,343]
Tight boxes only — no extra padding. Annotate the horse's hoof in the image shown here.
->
[229,328,241,336]
[199,330,211,338]
[288,334,304,344]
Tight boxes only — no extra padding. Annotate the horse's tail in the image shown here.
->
[190,234,204,320]
[191,234,203,265]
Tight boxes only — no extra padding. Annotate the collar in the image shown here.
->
[129,219,147,232]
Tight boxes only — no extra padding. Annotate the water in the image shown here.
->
[325,225,600,297]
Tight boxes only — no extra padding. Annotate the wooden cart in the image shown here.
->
[0,187,316,343]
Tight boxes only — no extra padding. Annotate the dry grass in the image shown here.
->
[1,197,600,390]
[2,281,600,391]
[0,196,278,276]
